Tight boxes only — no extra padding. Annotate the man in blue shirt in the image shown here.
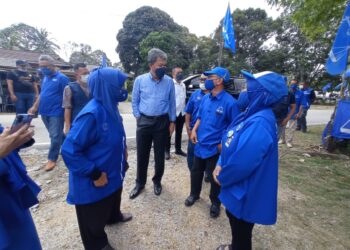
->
[297,81,316,132]
[185,67,240,218]
[284,81,303,148]
[28,55,69,171]
[130,48,176,199]
[184,74,209,171]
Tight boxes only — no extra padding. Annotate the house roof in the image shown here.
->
[0,48,71,68]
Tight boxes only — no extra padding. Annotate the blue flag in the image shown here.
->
[222,4,236,54]
[101,54,107,68]
[326,2,350,75]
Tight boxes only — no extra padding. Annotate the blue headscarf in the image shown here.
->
[232,71,287,126]
[88,68,128,121]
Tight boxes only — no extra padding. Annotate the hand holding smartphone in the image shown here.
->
[10,114,33,134]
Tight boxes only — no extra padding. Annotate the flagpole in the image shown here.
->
[218,38,224,67]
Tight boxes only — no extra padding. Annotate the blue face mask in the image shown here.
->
[205,79,215,91]
[176,73,184,81]
[237,91,249,111]
[40,67,53,76]
[155,67,166,79]
[111,86,128,103]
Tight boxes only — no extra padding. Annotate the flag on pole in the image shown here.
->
[101,54,107,68]
[222,4,236,54]
[326,2,350,75]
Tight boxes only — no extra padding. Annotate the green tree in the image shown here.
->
[266,0,346,40]
[68,42,111,66]
[0,23,60,53]
[273,17,333,87]
[212,8,277,75]
[189,36,219,73]
[116,6,183,74]
[138,31,195,73]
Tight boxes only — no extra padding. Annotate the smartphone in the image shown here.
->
[10,114,33,134]
[340,119,350,134]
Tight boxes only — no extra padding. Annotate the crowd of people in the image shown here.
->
[1,47,316,250]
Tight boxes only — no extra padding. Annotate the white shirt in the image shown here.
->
[173,79,186,117]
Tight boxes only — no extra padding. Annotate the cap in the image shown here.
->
[241,70,288,100]
[204,67,230,83]
[16,60,27,66]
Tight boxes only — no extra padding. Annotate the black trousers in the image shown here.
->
[190,154,221,205]
[136,114,169,186]
[226,210,255,250]
[75,187,123,250]
[297,108,308,132]
[166,113,185,152]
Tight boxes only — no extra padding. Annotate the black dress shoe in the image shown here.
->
[154,183,162,196]
[210,204,221,218]
[175,149,187,157]
[129,185,144,199]
[184,195,199,207]
[165,151,170,160]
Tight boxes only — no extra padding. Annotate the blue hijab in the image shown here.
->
[232,71,287,126]
[88,68,128,121]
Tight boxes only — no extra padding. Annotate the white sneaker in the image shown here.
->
[278,140,285,144]
[287,143,293,148]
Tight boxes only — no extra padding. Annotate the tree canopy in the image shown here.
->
[266,0,347,40]
[0,23,60,54]
[116,6,185,75]
[68,42,111,66]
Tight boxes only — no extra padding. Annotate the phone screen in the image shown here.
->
[10,114,33,133]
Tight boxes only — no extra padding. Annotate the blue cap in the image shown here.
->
[204,67,230,83]
[241,70,288,100]
[16,60,27,66]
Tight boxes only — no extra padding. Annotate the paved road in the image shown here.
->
[0,107,334,146]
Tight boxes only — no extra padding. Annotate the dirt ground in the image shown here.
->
[21,126,350,250]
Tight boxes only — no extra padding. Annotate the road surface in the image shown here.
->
[0,105,334,147]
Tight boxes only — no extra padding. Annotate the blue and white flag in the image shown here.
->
[222,4,236,54]
[326,2,350,75]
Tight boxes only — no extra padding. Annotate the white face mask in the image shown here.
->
[199,82,207,90]
[299,85,304,89]
[80,74,89,83]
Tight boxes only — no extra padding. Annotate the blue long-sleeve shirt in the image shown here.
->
[132,73,176,122]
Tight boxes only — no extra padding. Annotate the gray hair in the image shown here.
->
[147,48,167,65]
[39,54,55,65]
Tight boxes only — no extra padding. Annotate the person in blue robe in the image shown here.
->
[61,68,131,250]
[214,71,288,250]
[0,125,42,250]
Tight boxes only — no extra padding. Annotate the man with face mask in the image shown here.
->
[297,81,316,133]
[130,48,176,199]
[185,67,240,218]
[62,63,91,135]
[165,67,187,160]
[184,74,209,171]
[28,55,69,171]
[6,60,39,114]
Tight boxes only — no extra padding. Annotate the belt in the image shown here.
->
[140,113,168,119]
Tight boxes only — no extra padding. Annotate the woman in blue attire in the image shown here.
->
[0,125,42,250]
[213,71,288,250]
[61,68,130,250]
